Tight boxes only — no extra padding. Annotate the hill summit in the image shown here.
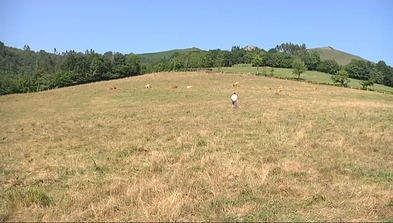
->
[244,45,257,51]
[315,46,335,50]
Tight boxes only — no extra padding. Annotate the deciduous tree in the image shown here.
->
[331,69,350,87]
[292,58,307,80]
[360,78,375,90]
[251,54,262,75]
[317,59,340,74]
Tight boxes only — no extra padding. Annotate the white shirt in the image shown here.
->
[231,94,238,102]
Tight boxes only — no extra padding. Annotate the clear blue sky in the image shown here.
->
[1,0,392,65]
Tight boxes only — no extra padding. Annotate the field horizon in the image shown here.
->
[1,71,392,222]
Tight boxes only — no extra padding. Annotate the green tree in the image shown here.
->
[50,70,77,88]
[344,59,375,80]
[61,50,90,82]
[169,56,184,71]
[360,78,375,90]
[383,67,393,87]
[292,58,307,80]
[153,62,167,72]
[214,51,227,71]
[35,50,55,74]
[281,53,294,68]
[264,52,293,68]
[264,52,281,67]
[251,54,262,75]
[188,51,211,69]
[275,42,307,57]
[112,53,127,78]
[262,67,267,76]
[375,60,393,86]
[0,77,20,95]
[301,51,321,71]
[199,52,212,68]
[331,69,350,87]
[124,54,141,76]
[317,59,340,74]
[23,45,31,51]
[89,54,106,81]
[229,46,246,65]
[270,67,275,76]
[16,75,35,93]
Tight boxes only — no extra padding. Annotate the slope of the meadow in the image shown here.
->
[1,71,392,222]
[214,66,393,94]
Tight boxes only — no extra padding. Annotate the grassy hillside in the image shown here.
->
[1,72,392,221]
[309,47,369,65]
[214,66,393,94]
[138,47,202,61]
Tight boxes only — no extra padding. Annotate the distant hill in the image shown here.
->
[308,46,369,65]
[137,45,370,65]
[137,47,202,61]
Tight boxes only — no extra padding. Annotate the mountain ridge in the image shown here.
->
[137,45,371,65]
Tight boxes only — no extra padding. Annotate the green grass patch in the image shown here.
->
[2,187,53,208]
[214,66,393,94]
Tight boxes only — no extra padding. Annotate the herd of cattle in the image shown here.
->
[107,81,319,94]
[106,82,239,91]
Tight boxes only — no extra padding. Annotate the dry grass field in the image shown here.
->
[1,71,392,222]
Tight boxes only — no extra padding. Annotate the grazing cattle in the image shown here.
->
[107,86,116,90]
[312,87,318,91]
[274,85,284,94]
[145,84,151,89]
[232,81,240,87]
[186,85,192,89]
[170,85,178,89]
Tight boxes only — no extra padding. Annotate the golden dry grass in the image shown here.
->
[1,72,392,222]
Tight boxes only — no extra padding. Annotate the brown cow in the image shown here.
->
[170,85,178,89]
[274,85,284,94]
[107,86,116,90]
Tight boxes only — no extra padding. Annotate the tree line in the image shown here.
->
[0,42,142,95]
[143,43,393,89]
[1,41,392,95]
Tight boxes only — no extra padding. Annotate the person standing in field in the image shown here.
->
[231,92,239,109]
